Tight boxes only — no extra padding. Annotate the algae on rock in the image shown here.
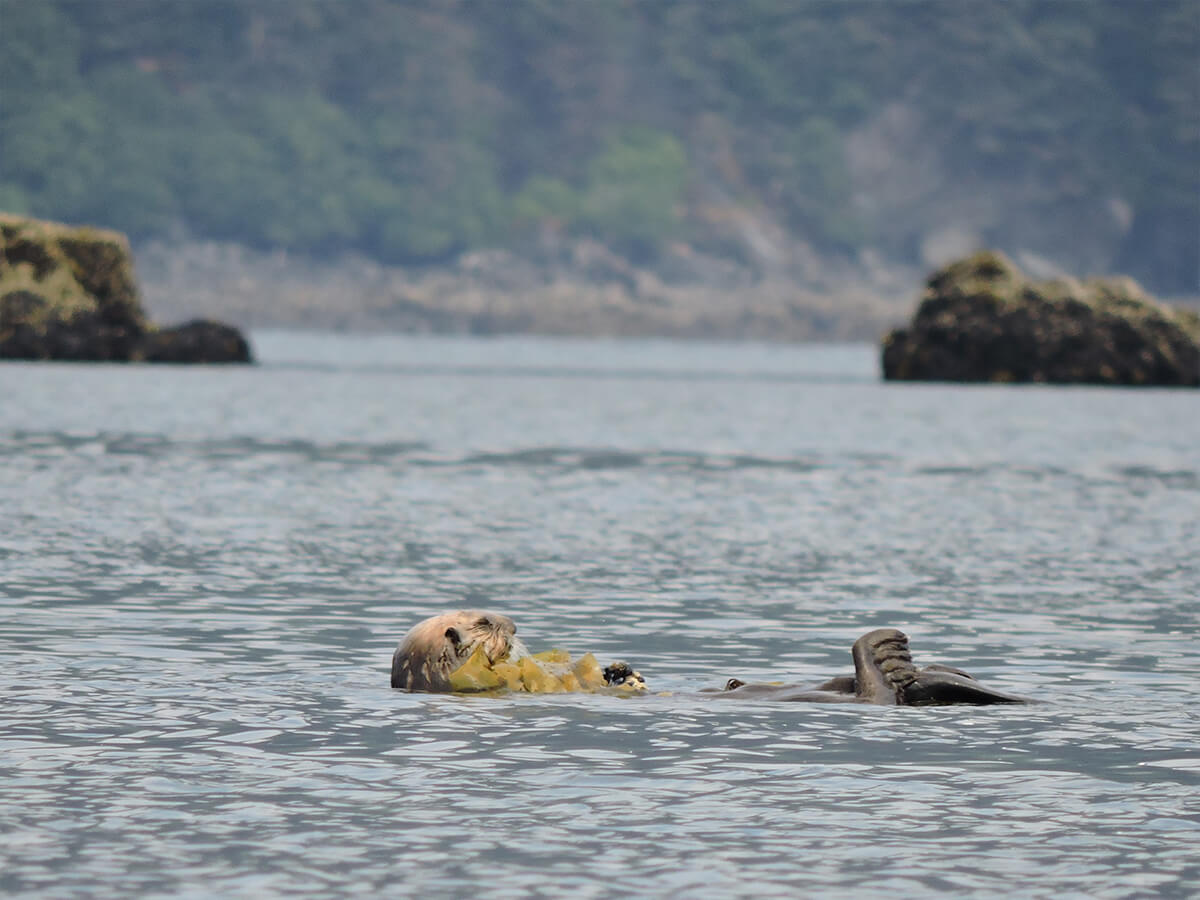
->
[1,214,148,360]
[1,213,250,363]
[882,251,1199,386]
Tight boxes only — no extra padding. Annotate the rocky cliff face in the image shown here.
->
[0,215,251,363]
[882,252,1200,386]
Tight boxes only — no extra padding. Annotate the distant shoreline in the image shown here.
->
[134,238,916,343]
[136,238,1200,345]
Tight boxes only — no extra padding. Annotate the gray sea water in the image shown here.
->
[2,333,1198,899]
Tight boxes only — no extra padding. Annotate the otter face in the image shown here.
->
[391,610,521,692]
[445,612,519,666]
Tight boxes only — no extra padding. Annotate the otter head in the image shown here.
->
[391,610,521,692]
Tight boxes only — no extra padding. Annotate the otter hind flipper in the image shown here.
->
[904,669,1031,705]
[920,663,974,679]
[851,628,919,704]
[851,630,1032,705]
[708,631,1033,706]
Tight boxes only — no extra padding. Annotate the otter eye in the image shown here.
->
[475,617,490,629]
[445,627,462,646]
[725,679,745,691]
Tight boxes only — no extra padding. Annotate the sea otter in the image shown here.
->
[710,627,1030,705]
[390,610,645,692]
[390,613,1027,704]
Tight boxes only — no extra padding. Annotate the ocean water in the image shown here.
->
[1,333,1197,898]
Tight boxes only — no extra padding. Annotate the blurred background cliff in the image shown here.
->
[2,0,1196,337]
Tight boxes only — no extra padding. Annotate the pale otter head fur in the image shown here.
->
[391,610,521,692]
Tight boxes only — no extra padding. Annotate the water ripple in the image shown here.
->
[2,340,1198,898]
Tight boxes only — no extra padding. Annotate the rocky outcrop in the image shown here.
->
[137,319,253,364]
[882,251,1199,386]
[0,214,252,363]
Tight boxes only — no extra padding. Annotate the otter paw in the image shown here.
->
[603,661,647,691]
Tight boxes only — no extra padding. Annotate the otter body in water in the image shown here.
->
[390,610,645,693]
[711,628,1029,705]
[390,613,1027,704]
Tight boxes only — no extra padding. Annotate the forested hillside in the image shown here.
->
[2,0,1196,294]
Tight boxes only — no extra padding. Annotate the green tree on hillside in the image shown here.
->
[0,0,1194,291]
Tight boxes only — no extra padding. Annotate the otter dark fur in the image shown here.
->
[714,628,1030,705]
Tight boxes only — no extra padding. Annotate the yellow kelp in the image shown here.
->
[447,645,640,694]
